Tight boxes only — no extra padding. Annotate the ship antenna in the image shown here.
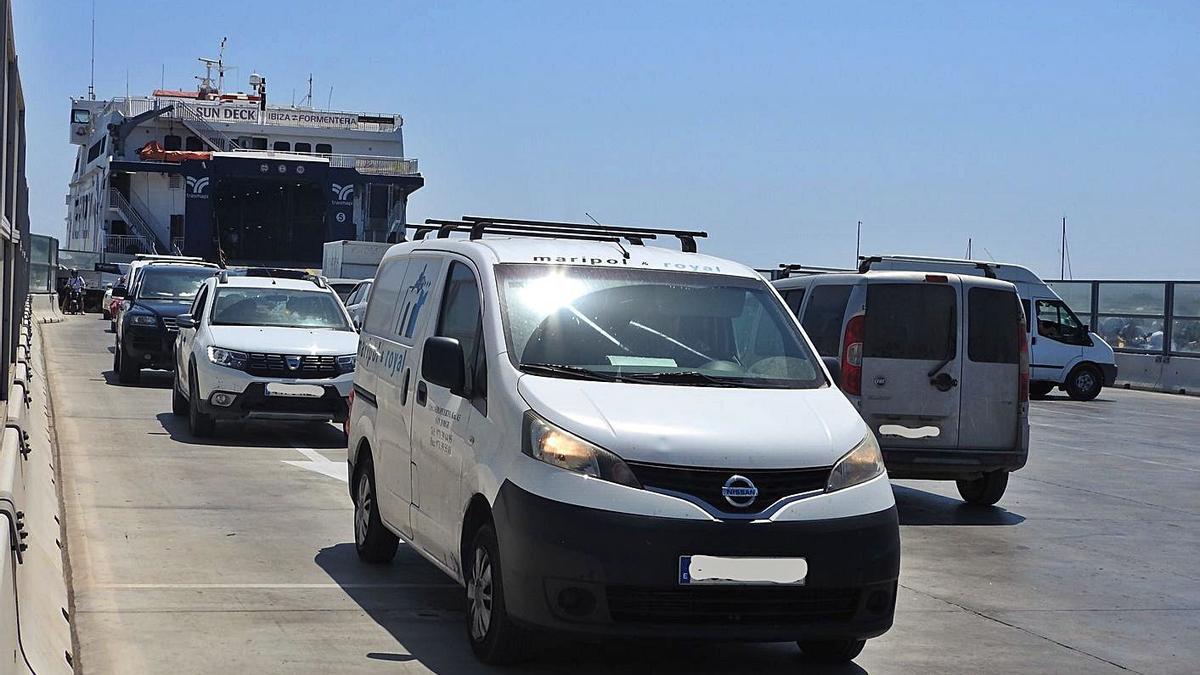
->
[88,0,96,100]
[218,37,227,93]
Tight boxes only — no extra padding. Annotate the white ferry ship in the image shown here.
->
[65,45,422,267]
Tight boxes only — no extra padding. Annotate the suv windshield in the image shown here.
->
[211,288,351,330]
[496,264,824,388]
[137,266,216,300]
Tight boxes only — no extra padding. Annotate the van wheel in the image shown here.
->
[188,374,216,437]
[797,638,866,663]
[1065,365,1102,401]
[467,524,526,664]
[116,345,141,384]
[1029,382,1053,399]
[353,456,398,563]
[172,373,188,416]
[957,470,1009,506]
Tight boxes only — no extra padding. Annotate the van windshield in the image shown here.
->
[496,264,824,388]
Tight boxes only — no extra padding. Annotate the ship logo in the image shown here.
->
[331,184,354,201]
[185,176,209,194]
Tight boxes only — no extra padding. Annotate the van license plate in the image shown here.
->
[678,555,807,585]
[264,383,324,398]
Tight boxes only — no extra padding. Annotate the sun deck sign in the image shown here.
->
[191,102,259,123]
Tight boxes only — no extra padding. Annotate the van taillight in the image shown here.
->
[842,314,865,396]
[1018,322,1030,403]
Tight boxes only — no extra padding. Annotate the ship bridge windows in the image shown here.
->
[294,142,312,153]
[185,136,205,151]
[71,108,91,124]
[315,143,332,155]
[164,134,182,151]
[273,141,291,152]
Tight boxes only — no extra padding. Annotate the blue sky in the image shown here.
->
[14,1,1200,278]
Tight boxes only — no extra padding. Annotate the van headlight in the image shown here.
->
[207,346,248,370]
[826,433,886,492]
[522,412,641,488]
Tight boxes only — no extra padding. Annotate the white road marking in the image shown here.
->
[283,443,349,482]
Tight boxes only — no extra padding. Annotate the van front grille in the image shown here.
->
[625,462,831,514]
[606,585,859,625]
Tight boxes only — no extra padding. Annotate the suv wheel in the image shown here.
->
[797,638,866,663]
[1065,364,1102,401]
[957,470,1009,506]
[188,373,216,437]
[467,524,526,664]
[116,345,141,384]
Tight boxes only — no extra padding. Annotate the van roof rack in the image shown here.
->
[857,254,998,279]
[769,263,855,279]
[406,216,707,253]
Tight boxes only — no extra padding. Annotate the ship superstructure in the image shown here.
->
[66,47,422,267]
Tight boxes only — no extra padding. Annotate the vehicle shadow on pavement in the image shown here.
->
[101,369,173,389]
[892,485,1025,526]
[154,412,349,449]
[315,542,869,674]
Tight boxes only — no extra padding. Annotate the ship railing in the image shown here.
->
[327,154,419,176]
[170,237,185,255]
[169,102,242,151]
[104,234,155,255]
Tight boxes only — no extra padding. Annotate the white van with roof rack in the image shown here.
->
[347,216,900,665]
[857,255,1117,400]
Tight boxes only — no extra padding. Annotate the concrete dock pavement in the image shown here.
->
[43,313,1200,673]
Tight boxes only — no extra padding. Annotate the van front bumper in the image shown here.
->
[492,481,899,641]
[1099,363,1118,386]
[881,446,1028,480]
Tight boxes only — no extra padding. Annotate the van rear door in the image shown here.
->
[861,278,962,448]
[960,285,1021,449]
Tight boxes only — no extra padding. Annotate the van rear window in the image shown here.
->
[969,288,1020,363]
[800,285,852,356]
[865,284,956,360]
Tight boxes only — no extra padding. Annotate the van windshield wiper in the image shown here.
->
[519,363,623,382]
[616,371,741,387]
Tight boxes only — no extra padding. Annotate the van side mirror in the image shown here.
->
[822,356,842,389]
[175,314,196,329]
[422,336,466,396]
[112,286,127,298]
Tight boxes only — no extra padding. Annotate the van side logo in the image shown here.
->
[721,475,758,508]
[396,266,432,339]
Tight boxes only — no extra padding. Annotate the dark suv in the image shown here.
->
[114,263,218,384]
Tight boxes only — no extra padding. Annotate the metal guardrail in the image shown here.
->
[1047,279,1200,358]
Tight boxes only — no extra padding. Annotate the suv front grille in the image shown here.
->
[626,462,831,514]
[162,316,178,331]
[245,353,339,379]
[606,586,859,625]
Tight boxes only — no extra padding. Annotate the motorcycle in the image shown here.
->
[64,288,84,315]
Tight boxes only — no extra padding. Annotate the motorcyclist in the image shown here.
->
[65,269,86,312]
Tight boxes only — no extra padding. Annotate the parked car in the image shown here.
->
[325,278,360,303]
[348,222,900,665]
[343,278,372,329]
[101,284,114,320]
[113,262,219,384]
[773,270,1030,505]
[858,255,1115,400]
[172,272,359,437]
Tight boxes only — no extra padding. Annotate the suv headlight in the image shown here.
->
[826,433,886,492]
[129,314,157,326]
[337,354,356,373]
[522,412,641,488]
[207,346,248,370]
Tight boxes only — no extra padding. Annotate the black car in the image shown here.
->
[114,263,218,384]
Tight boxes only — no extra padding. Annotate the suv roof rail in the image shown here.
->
[237,267,327,287]
[857,254,998,278]
[407,215,708,253]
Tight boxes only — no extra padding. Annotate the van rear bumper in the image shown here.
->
[881,446,1027,480]
[492,481,899,642]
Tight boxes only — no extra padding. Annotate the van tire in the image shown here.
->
[172,373,188,416]
[1065,365,1102,401]
[1029,382,1053,399]
[116,345,140,384]
[467,524,526,665]
[956,470,1009,506]
[353,455,398,564]
[797,638,866,663]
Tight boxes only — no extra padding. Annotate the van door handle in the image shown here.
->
[416,381,427,406]
[400,369,411,406]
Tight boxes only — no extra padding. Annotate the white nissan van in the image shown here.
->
[860,255,1117,400]
[348,217,900,665]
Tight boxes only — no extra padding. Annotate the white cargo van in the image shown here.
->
[773,271,1030,505]
[348,217,900,665]
[859,255,1116,400]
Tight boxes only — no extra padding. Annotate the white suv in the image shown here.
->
[173,272,359,437]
